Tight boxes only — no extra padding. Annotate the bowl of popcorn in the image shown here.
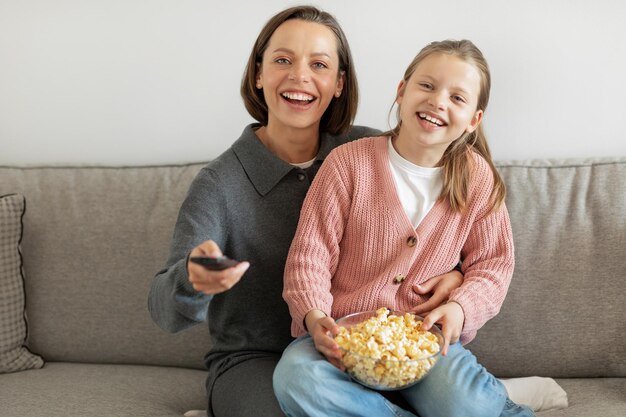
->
[334,307,444,391]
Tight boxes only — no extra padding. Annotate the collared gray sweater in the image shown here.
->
[148,123,379,395]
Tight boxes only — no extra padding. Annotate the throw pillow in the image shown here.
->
[0,193,44,373]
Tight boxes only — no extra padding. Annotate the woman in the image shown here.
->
[149,6,469,417]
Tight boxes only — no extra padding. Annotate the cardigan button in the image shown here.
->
[297,173,306,181]
[393,274,405,284]
[407,236,417,247]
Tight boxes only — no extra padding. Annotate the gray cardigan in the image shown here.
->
[148,123,379,396]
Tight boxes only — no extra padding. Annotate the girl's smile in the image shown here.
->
[417,111,447,130]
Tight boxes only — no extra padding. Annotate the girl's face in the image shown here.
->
[257,19,344,136]
[395,53,483,165]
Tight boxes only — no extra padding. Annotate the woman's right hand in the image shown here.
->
[186,240,250,295]
[305,310,344,370]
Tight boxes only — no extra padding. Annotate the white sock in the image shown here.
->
[499,376,568,412]
[183,411,207,417]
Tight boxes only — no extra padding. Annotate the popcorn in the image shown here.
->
[334,307,441,389]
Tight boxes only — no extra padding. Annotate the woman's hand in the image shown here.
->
[305,310,344,370]
[411,269,463,315]
[187,240,250,295]
[421,301,464,356]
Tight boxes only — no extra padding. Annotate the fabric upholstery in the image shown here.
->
[0,193,44,373]
[0,166,209,369]
[469,158,626,377]
[0,158,623,416]
[0,362,206,417]
[534,378,626,417]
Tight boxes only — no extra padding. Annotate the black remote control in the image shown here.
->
[189,256,240,271]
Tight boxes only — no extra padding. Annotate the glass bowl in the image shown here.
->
[334,308,444,391]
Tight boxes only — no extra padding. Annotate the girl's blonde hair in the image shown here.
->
[386,39,505,213]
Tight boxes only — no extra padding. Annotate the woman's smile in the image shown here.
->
[280,90,317,108]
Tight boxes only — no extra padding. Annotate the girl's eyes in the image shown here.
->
[417,81,469,104]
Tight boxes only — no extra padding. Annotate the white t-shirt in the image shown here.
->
[290,157,316,169]
[388,138,443,228]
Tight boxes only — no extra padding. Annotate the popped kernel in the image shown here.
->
[335,307,441,389]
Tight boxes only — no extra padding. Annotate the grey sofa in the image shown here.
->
[0,157,624,417]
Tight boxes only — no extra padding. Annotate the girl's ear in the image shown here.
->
[465,109,483,133]
[395,80,406,105]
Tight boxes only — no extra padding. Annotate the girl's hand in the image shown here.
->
[187,240,250,295]
[305,310,344,370]
[411,269,463,315]
[421,301,464,356]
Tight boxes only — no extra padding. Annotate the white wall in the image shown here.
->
[1,0,625,165]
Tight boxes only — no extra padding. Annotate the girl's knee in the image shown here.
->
[407,344,507,417]
[275,357,328,388]
[273,358,336,414]
[450,397,505,417]
[411,387,504,417]
[272,359,289,399]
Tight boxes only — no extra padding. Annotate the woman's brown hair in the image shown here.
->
[386,39,506,213]
[240,6,358,135]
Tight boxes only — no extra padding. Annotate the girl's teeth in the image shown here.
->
[419,112,444,126]
[282,92,314,101]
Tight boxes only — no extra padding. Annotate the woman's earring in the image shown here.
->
[256,81,262,89]
[335,91,341,98]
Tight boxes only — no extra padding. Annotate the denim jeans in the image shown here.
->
[273,336,534,417]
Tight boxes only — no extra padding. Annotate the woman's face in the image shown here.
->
[257,19,344,135]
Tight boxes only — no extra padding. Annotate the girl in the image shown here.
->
[274,40,534,417]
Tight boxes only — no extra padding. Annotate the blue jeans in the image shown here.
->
[273,336,534,417]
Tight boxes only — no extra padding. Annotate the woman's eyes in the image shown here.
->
[273,59,329,70]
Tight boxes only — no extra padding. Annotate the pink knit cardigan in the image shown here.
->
[283,136,514,344]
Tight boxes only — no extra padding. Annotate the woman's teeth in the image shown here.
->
[419,112,445,126]
[281,92,314,102]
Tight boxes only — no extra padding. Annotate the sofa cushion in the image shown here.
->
[469,158,626,378]
[0,362,207,417]
[536,378,626,417]
[0,194,44,373]
[0,165,210,369]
